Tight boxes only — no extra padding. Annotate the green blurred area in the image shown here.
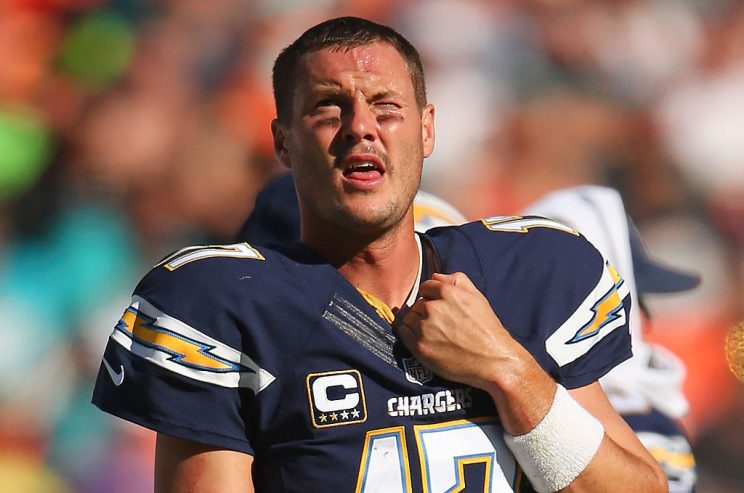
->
[0,107,53,202]
[58,11,135,87]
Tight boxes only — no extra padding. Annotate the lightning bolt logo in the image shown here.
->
[116,307,241,372]
[546,261,629,367]
[107,296,276,391]
[567,262,625,344]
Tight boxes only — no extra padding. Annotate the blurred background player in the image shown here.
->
[524,185,701,493]
[236,172,467,246]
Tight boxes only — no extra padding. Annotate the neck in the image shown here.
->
[301,215,421,310]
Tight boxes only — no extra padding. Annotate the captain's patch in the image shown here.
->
[307,370,367,428]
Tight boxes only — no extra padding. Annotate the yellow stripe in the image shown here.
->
[515,467,524,492]
[120,309,234,370]
[357,289,395,324]
[648,448,696,469]
[574,285,622,340]
[451,455,493,492]
[607,262,622,284]
[354,426,412,493]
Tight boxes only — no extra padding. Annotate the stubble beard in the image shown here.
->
[341,157,421,237]
[330,191,410,238]
[299,139,423,241]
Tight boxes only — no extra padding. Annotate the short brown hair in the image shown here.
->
[272,16,427,123]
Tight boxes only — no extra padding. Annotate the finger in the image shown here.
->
[418,273,469,299]
[418,279,446,300]
[406,301,426,320]
[431,272,456,284]
[398,310,426,343]
[392,320,418,349]
[432,272,477,292]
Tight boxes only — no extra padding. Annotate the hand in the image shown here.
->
[394,272,523,393]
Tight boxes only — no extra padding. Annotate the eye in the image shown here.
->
[315,99,342,110]
[310,99,342,124]
[376,101,401,110]
[374,101,404,122]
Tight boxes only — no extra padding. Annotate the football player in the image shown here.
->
[93,16,667,492]
[524,185,700,492]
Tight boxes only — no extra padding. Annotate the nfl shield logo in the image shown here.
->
[402,357,433,385]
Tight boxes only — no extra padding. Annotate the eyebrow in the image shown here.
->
[312,81,344,91]
[370,89,402,101]
[311,86,344,99]
[310,86,403,102]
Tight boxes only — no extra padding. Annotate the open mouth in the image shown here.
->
[343,161,382,177]
[341,154,385,181]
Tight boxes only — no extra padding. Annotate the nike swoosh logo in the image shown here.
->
[103,357,125,386]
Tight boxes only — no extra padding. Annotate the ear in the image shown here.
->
[421,104,435,158]
[271,119,292,169]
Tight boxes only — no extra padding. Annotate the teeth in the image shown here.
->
[351,162,377,172]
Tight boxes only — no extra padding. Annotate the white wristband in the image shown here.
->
[503,384,604,493]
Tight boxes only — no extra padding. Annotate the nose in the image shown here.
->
[342,99,377,143]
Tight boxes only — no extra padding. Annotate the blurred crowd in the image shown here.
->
[0,0,743,491]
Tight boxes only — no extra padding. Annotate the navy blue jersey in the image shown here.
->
[607,389,697,493]
[93,216,632,492]
[624,410,696,493]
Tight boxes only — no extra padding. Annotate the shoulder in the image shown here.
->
[93,241,338,453]
[426,216,632,386]
[425,216,619,326]
[472,214,593,254]
[138,241,326,301]
[131,242,335,350]
[426,215,602,276]
[151,241,272,277]
[135,243,289,310]
[111,242,334,391]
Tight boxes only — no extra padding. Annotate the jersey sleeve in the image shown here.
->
[465,216,634,389]
[91,243,283,455]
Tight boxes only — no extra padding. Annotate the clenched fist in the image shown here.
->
[394,271,555,434]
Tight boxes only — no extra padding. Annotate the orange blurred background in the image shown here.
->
[0,0,742,491]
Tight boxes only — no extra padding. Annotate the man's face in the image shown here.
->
[272,42,435,236]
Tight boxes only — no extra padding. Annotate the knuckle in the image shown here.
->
[410,300,427,316]
[427,303,443,317]
[439,283,454,297]
[415,342,433,360]
[454,271,473,283]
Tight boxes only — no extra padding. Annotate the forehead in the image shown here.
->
[296,42,413,93]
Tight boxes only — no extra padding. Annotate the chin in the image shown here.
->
[355,211,409,236]
[334,193,408,226]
